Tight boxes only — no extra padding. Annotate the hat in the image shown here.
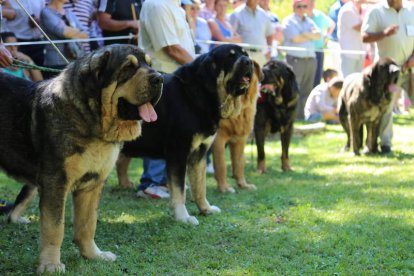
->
[181,0,193,5]
[292,0,307,4]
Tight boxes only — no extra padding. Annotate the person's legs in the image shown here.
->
[137,158,169,199]
[287,56,316,120]
[313,51,324,86]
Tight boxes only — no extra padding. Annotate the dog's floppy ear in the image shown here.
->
[90,50,111,80]
[253,60,264,82]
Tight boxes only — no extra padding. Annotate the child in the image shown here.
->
[0,32,43,81]
[304,76,343,124]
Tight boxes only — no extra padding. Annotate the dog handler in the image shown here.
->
[361,0,414,154]
[134,0,195,199]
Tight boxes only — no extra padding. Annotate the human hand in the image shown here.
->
[0,44,13,67]
[128,20,139,32]
[14,51,32,64]
[384,25,399,37]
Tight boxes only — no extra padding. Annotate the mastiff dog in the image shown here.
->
[338,57,400,155]
[212,60,262,193]
[254,60,299,173]
[116,44,254,225]
[0,44,163,273]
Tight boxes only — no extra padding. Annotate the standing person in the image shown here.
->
[361,0,414,154]
[258,0,284,59]
[185,0,212,54]
[97,0,140,46]
[40,0,89,79]
[208,0,241,47]
[338,0,366,77]
[135,0,195,198]
[327,0,350,73]
[199,0,215,20]
[4,0,45,66]
[229,0,273,66]
[64,0,100,52]
[307,0,335,86]
[282,0,321,120]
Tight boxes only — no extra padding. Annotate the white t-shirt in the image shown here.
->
[362,1,414,66]
[338,2,366,60]
[139,0,195,73]
[304,83,337,119]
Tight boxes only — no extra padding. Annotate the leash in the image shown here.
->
[12,58,64,73]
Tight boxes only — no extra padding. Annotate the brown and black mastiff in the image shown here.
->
[116,44,254,225]
[254,60,299,173]
[0,44,163,273]
[212,60,262,193]
[338,57,400,155]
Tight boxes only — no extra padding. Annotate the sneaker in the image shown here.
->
[381,145,392,154]
[206,162,215,174]
[136,184,170,199]
[0,199,14,215]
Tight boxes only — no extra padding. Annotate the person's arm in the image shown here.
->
[362,24,399,43]
[0,42,12,68]
[207,19,241,43]
[97,12,138,32]
[1,0,16,20]
[14,51,43,81]
[163,45,193,65]
[290,19,321,43]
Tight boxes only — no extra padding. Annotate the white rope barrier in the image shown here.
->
[2,35,367,56]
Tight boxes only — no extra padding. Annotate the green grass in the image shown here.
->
[1,112,414,275]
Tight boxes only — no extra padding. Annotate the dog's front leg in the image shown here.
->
[212,135,233,193]
[280,122,294,172]
[230,138,256,191]
[38,185,68,274]
[187,152,221,217]
[73,182,116,262]
[168,160,199,225]
[349,115,361,156]
[115,153,134,188]
[254,122,267,174]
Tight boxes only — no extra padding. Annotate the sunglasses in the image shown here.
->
[295,4,308,9]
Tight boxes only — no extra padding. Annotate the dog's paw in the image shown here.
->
[37,262,65,274]
[177,215,199,225]
[203,205,221,215]
[98,251,117,261]
[219,186,236,193]
[238,183,257,190]
[9,215,30,224]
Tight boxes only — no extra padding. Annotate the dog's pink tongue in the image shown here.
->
[138,103,157,122]
[388,83,399,93]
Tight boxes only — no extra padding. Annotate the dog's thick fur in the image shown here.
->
[212,61,262,193]
[338,57,400,155]
[116,45,253,225]
[254,60,299,173]
[0,44,163,273]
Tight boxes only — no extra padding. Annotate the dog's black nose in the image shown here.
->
[150,75,163,86]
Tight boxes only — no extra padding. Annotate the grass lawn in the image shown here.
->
[1,113,414,275]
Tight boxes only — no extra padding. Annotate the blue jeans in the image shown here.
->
[138,158,167,191]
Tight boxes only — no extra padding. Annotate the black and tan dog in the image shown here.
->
[116,44,254,225]
[0,44,163,273]
[254,60,299,173]
[338,57,400,155]
[212,60,262,193]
